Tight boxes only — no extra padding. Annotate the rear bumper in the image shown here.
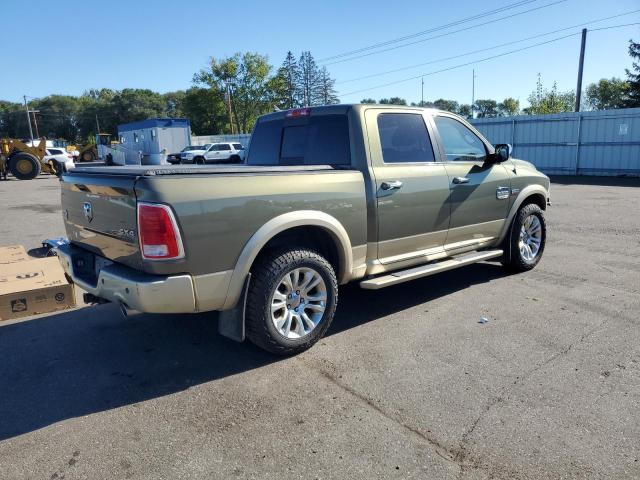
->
[56,243,196,313]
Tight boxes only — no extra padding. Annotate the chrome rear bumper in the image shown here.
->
[56,243,196,314]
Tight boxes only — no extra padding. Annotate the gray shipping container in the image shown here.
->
[471,108,640,176]
[118,118,191,165]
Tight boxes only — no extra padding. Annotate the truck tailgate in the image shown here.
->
[60,172,142,270]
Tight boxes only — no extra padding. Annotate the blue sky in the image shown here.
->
[1,0,638,107]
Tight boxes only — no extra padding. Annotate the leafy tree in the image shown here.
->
[433,99,459,113]
[163,91,186,118]
[625,39,640,107]
[458,104,473,118]
[473,99,498,118]
[317,66,339,105]
[379,97,407,105]
[497,97,520,116]
[525,74,575,114]
[182,87,227,135]
[0,100,26,138]
[360,98,377,104]
[585,78,630,110]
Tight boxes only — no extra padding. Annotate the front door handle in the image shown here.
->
[381,180,403,191]
[452,176,470,184]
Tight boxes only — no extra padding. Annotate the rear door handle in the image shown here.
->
[452,176,470,184]
[381,180,403,191]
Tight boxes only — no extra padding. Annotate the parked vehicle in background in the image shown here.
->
[56,104,550,355]
[181,142,245,164]
[167,145,206,164]
[44,148,75,172]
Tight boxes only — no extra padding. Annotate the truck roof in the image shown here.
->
[257,104,444,122]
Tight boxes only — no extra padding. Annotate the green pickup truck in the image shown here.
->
[56,104,550,354]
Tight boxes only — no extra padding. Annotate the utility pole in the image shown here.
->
[31,110,40,138]
[23,95,34,141]
[575,28,587,112]
[471,69,477,119]
[95,114,101,134]
[421,77,424,106]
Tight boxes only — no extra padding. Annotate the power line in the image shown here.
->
[323,0,568,66]
[336,9,640,85]
[318,0,541,62]
[339,23,638,98]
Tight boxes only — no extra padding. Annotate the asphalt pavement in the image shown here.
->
[0,174,639,479]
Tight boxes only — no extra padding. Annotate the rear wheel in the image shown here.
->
[502,203,546,271]
[246,248,338,355]
[9,153,41,180]
[81,149,96,162]
[229,154,241,163]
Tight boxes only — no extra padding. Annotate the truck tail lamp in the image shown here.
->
[137,202,184,260]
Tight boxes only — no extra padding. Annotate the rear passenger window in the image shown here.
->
[219,144,231,150]
[248,115,350,166]
[232,143,244,150]
[377,113,435,163]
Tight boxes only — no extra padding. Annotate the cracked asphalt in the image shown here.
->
[0,174,639,479]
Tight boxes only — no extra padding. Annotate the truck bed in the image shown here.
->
[69,164,349,177]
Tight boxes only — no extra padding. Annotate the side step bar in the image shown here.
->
[360,249,503,290]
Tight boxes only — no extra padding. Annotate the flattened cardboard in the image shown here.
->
[0,257,75,321]
[0,245,29,264]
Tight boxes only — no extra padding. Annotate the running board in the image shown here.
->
[359,249,503,290]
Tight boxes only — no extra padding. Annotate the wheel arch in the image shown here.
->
[497,185,548,244]
[222,211,353,310]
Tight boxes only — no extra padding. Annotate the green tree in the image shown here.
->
[0,100,26,138]
[497,97,520,116]
[298,51,321,107]
[163,91,186,117]
[274,51,300,109]
[30,95,80,141]
[317,66,339,105]
[379,97,407,105]
[360,98,377,104]
[433,99,459,113]
[473,99,498,118]
[458,104,473,118]
[182,87,227,135]
[625,39,640,107]
[525,74,575,114]
[585,78,629,110]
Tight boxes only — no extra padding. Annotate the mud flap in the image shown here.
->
[217,274,251,342]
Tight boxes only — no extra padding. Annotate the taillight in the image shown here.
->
[137,202,184,260]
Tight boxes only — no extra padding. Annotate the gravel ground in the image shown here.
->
[0,174,639,479]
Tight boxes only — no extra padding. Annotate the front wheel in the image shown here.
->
[502,203,546,271]
[245,248,338,355]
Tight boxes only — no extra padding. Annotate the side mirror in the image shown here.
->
[493,143,512,162]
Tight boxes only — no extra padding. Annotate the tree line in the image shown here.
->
[1,40,638,142]
[0,50,338,142]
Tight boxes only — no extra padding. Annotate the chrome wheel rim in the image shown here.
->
[519,214,542,262]
[270,267,327,339]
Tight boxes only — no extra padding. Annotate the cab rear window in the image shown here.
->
[248,114,350,166]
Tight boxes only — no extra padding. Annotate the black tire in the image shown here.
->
[194,156,205,165]
[81,150,96,162]
[229,154,241,163]
[245,248,338,355]
[501,203,546,272]
[9,153,41,180]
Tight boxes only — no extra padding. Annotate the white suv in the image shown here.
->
[182,142,246,164]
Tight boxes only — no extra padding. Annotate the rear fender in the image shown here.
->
[222,210,353,310]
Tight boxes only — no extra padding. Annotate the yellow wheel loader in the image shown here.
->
[0,138,59,180]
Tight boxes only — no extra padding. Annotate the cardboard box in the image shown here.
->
[0,245,29,264]
[0,257,76,321]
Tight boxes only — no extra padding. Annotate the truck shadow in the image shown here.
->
[0,262,508,440]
